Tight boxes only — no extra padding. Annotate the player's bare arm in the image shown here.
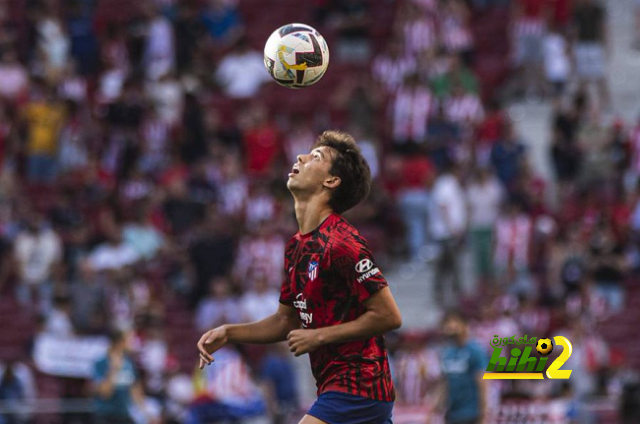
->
[197,303,299,369]
[287,286,402,356]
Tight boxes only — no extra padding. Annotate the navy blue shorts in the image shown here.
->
[307,391,394,424]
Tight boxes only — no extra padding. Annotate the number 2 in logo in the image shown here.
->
[546,336,573,379]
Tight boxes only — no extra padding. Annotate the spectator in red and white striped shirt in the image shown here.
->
[443,83,485,129]
[399,1,438,56]
[372,41,417,93]
[510,0,550,97]
[439,0,474,66]
[391,74,436,146]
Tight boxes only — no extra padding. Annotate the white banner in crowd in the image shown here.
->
[33,334,110,378]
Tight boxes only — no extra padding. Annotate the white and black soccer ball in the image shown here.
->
[264,23,329,88]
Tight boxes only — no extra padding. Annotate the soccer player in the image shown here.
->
[197,130,402,424]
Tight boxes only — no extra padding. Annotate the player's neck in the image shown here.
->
[293,196,334,235]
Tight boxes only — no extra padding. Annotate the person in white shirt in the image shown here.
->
[543,24,571,98]
[0,50,29,103]
[239,276,280,323]
[44,295,75,337]
[215,37,270,99]
[466,168,504,285]
[196,277,242,332]
[143,4,175,80]
[428,162,467,304]
[89,225,139,272]
[14,212,62,313]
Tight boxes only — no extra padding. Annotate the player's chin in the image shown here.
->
[286,178,300,191]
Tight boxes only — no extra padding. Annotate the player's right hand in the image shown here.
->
[197,326,228,370]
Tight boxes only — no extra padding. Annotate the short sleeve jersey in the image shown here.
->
[280,213,395,402]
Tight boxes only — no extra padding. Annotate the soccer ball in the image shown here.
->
[263,23,329,88]
[536,338,554,356]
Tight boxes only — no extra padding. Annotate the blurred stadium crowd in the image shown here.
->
[1,0,640,423]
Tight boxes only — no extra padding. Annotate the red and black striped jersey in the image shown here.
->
[280,213,395,402]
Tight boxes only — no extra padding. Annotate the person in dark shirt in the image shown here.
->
[572,0,610,107]
[197,130,402,424]
[588,220,628,314]
[92,331,148,424]
[437,311,488,424]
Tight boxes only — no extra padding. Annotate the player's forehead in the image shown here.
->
[309,145,335,160]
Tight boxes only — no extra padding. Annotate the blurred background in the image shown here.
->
[1,0,640,423]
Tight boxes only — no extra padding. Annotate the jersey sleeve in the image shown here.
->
[331,234,388,304]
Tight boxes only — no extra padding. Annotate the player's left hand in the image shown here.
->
[287,329,324,356]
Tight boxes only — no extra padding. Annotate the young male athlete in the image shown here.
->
[197,130,402,424]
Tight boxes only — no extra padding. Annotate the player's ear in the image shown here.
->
[323,176,341,189]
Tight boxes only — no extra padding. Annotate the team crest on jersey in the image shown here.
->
[308,261,319,281]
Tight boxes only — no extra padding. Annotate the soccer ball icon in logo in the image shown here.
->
[264,23,330,88]
[536,338,554,356]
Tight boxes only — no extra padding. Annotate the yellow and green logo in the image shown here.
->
[483,335,573,380]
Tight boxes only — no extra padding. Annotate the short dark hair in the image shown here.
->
[314,130,371,214]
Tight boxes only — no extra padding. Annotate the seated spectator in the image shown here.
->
[88,225,139,271]
[0,358,37,422]
[201,0,244,49]
[442,82,485,130]
[196,277,241,332]
[174,3,208,74]
[71,260,108,335]
[21,83,67,183]
[543,23,571,98]
[0,49,29,103]
[372,41,416,93]
[398,1,437,57]
[328,0,371,63]
[572,0,610,109]
[440,0,474,65]
[234,221,285,289]
[241,104,281,177]
[162,177,205,238]
[44,295,75,337]
[431,53,479,99]
[510,0,549,97]
[188,214,235,307]
[240,276,280,322]
[142,3,175,80]
[65,0,98,76]
[145,71,183,127]
[215,37,270,99]
[34,5,70,83]
[57,100,90,175]
[14,211,62,313]
[490,121,526,190]
[391,74,436,147]
[123,205,165,261]
[588,219,628,315]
